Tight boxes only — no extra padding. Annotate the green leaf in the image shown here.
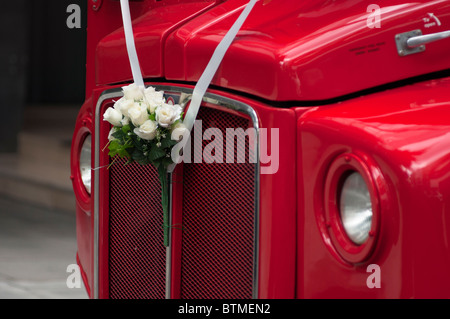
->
[160,135,178,149]
[131,148,149,165]
[122,124,131,133]
[108,139,132,159]
[117,147,131,159]
[129,134,143,150]
[148,145,166,162]
[107,140,121,156]
[112,130,125,141]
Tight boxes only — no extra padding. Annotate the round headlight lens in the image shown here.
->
[79,134,92,194]
[340,172,372,245]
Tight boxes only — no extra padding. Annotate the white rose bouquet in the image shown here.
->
[103,83,186,247]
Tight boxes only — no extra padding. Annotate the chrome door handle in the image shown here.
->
[395,29,450,56]
[407,30,450,48]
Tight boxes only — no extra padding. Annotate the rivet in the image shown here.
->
[92,0,102,11]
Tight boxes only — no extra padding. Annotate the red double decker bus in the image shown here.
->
[71,0,450,298]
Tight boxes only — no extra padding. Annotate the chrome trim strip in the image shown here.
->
[166,172,173,299]
[92,89,123,299]
[94,85,260,299]
[94,89,123,299]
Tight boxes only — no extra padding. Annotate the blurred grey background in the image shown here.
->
[2,0,87,152]
[0,0,88,298]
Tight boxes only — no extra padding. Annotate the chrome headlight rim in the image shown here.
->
[324,153,381,264]
[70,120,92,214]
[79,134,92,195]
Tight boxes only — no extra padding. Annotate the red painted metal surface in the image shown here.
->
[96,1,220,85]
[71,0,450,299]
[91,0,450,101]
[70,97,94,298]
[165,0,450,101]
[85,0,219,98]
[297,76,450,298]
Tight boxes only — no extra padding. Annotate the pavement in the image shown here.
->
[0,105,87,299]
[0,195,88,299]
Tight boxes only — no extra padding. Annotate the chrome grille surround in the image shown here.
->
[94,86,260,299]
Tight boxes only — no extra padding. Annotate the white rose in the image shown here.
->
[113,97,124,109]
[144,86,165,113]
[108,127,116,141]
[103,107,122,126]
[171,122,189,141]
[121,116,130,126]
[134,120,157,140]
[122,83,144,101]
[115,98,134,118]
[128,102,149,127]
[155,103,182,128]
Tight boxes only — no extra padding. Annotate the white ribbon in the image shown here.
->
[119,0,258,172]
[183,0,258,132]
[120,0,145,89]
[121,0,257,125]
[169,0,258,172]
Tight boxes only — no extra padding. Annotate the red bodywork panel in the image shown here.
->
[95,1,219,84]
[71,0,450,298]
[298,76,450,298]
[93,0,450,101]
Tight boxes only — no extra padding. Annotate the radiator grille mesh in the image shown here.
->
[180,107,256,299]
[107,103,256,299]
[109,159,166,299]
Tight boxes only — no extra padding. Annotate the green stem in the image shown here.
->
[158,165,170,247]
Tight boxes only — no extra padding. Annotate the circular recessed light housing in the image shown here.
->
[323,153,381,264]
[79,134,92,194]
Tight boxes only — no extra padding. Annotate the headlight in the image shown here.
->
[322,153,383,264]
[340,172,373,245]
[79,134,92,194]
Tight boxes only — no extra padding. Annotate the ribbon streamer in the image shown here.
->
[120,0,258,125]
[169,0,258,172]
[182,0,258,132]
[117,0,258,247]
[119,0,145,88]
